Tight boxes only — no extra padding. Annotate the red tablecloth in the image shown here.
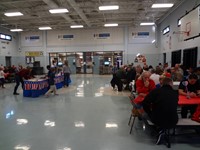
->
[178,95,200,105]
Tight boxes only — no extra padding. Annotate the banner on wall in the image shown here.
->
[58,34,74,40]
[25,35,40,41]
[25,51,43,57]
[94,33,110,39]
[132,32,149,39]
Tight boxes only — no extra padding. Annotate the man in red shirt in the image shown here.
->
[13,67,33,95]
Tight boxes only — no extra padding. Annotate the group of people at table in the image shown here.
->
[12,60,71,97]
[131,71,200,130]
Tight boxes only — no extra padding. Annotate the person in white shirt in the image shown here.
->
[0,67,5,88]
[62,61,71,87]
[150,69,160,85]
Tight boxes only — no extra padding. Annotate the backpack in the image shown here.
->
[191,104,200,123]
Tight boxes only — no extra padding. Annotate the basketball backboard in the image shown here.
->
[179,6,200,41]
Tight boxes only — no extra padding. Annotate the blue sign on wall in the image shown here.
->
[94,33,110,39]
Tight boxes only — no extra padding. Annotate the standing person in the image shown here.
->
[110,63,118,89]
[46,65,51,78]
[0,67,5,88]
[51,60,57,68]
[63,61,71,87]
[45,67,58,97]
[13,66,32,95]
[13,65,21,95]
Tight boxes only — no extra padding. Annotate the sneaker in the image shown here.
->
[13,93,19,95]
[156,130,164,145]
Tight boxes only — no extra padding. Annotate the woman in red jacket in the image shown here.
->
[134,71,156,106]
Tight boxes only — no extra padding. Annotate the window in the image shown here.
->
[162,26,170,35]
[0,33,12,41]
[178,19,181,27]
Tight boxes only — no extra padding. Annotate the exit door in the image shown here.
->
[75,52,93,74]
[5,56,11,67]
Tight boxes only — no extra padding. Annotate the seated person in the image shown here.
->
[113,67,126,91]
[142,77,178,129]
[133,71,156,109]
[178,74,200,118]
[156,75,165,88]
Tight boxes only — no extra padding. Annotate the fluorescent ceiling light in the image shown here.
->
[4,12,23,17]
[152,40,156,43]
[140,22,155,26]
[99,5,119,10]
[49,8,69,14]
[10,29,23,32]
[70,25,84,28]
[39,27,52,30]
[104,23,118,27]
[152,3,174,8]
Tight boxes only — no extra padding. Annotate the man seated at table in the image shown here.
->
[178,74,200,118]
[142,77,178,128]
[142,77,178,146]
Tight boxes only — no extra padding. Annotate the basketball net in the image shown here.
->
[173,31,190,42]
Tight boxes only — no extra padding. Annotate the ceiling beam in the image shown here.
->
[42,0,75,24]
[66,0,91,27]
[0,0,42,4]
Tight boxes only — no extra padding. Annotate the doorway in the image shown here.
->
[171,50,181,67]
[75,52,93,74]
[183,47,197,69]
[163,53,166,64]
[5,56,11,67]
[49,51,123,74]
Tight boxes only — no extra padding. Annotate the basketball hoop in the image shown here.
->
[173,31,190,36]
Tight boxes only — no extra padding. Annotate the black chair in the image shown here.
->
[128,106,140,134]
[128,92,139,134]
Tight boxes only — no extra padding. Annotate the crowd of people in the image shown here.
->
[109,62,200,146]
[110,62,200,130]
[110,62,200,92]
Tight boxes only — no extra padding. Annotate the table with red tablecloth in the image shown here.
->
[178,95,200,105]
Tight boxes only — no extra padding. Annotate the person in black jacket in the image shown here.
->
[142,77,178,129]
[178,74,200,118]
[45,67,58,97]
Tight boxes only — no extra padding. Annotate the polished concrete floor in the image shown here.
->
[0,74,200,150]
